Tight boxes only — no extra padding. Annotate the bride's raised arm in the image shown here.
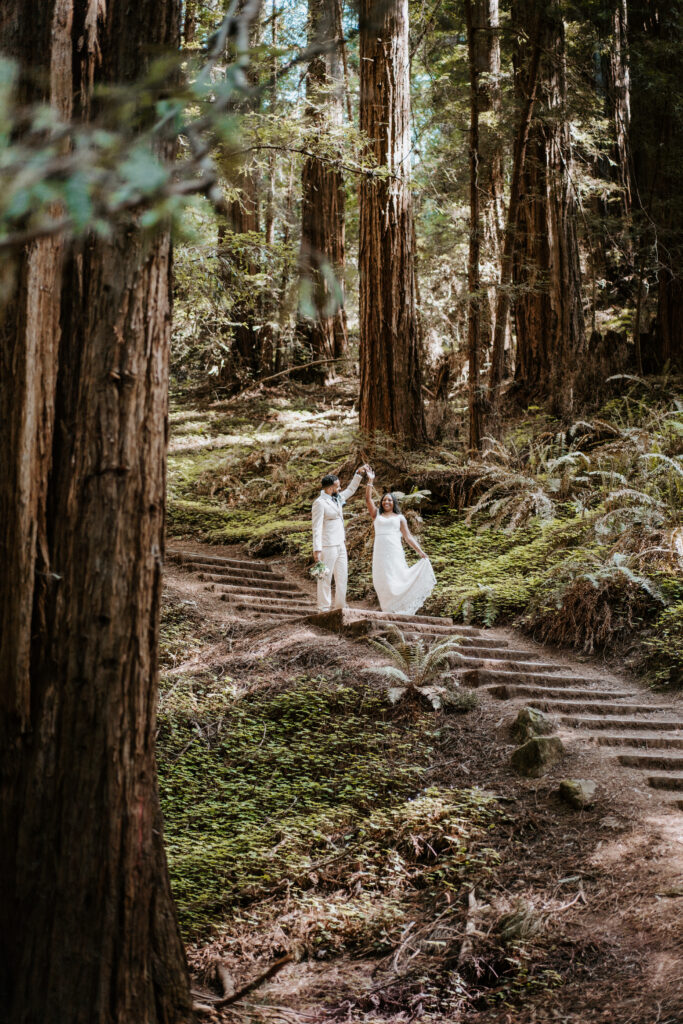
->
[364,466,377,520]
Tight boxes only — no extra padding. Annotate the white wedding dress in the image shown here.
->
[372,514,437,615]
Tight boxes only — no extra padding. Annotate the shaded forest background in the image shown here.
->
[168,0,682,685]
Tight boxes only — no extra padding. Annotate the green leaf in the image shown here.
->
[63,172,93,232]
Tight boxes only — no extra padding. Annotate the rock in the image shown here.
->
[559,779,597,809]
[511,706,556,743]
[510,736,565,778]
[307,608,376,636]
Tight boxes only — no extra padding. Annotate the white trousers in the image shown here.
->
[317,544,348,612]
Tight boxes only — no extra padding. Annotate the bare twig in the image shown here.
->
[457,888,478,966]
[214,953,293,1008]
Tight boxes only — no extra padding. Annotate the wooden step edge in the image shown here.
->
[647,773,683,791]
[560,716,683,731]
[617,751,683,768]
[168,549,270,568]
[583,732,683,749]
[487,684,634,701]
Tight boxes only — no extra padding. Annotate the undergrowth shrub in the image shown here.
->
[523,575,658,654]
[638,602,683,689]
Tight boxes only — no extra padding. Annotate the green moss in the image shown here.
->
[424,513,603,626]
[158,678,441,936]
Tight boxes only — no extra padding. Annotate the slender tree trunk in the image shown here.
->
[628,2,683,371]
[358,0,425,442]
[183,0,197,44]
[472,0,504,353]
[0,2,192,1021]
[295,0,348,381]
[487,20,542,422]
[260,0,279,374]
[218,1,263,379]
[608,0,632,219]
[465,0,484,451]
[511,0,586,414]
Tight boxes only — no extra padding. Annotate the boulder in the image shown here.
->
[559,779,597,809]
[511,706,556,743]
[510,736,565,778]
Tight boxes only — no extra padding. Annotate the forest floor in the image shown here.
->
[159,545,683,1024]
[159,377,682,1022]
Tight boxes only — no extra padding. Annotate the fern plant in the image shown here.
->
[363,627,463,709]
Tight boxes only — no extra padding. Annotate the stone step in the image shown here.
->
[617,750,683,772]
[487,684,633,702]
[561,715,683,732]
[592,733,683,750]
[210,583,307,602]
[526,697,671,716]
[181,560,287,582]
[203,577,303,596]
[647,772,683,792]
[461,668,598,689]
[168,549,269,570]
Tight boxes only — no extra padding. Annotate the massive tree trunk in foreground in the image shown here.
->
[0,2,192,1022]
[358,0,425,442]
[295,0,348,380]
[511,0,586,413]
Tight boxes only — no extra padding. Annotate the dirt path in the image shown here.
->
[162,540,683,1024]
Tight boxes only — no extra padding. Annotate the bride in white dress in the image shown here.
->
[364,466,437,616]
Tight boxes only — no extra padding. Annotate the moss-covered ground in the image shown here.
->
[157,586,683,1022]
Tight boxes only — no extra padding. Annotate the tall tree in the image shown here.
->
[0,2,192,1021]
[471,0,505,352]
[295,0,349,380]
[218,2,264,379]
[465,0,485,450]
[511,0,586,413]
[629,0,683,372]
[487,18,542,423]
[358,0,425,441]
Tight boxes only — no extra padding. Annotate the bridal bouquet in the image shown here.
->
[309,562,330,580]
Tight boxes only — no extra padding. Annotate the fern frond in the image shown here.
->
[362,666,411,684]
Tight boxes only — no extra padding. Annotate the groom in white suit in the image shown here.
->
[312,466,365,612]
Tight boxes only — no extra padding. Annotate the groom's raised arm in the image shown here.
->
[339,468,363,504]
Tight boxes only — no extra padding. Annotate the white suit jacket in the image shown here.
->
[312,473,362,550]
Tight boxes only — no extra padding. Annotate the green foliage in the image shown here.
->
[157,678,439,936]
[364,627,463,708]
[638,603,683,689]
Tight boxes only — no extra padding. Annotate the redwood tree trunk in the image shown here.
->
[511,0,586,413]
[220,169,262,376]
[296,0,348,380]
[472,0,504,353]
[358,0,425,442]
[0,2,192,1021]
[465,0,484,451]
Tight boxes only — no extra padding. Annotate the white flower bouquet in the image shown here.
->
[309,562,330,580]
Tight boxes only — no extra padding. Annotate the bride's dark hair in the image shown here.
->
[381,492,401,514]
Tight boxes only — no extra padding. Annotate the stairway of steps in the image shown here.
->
[166,546,683,809]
